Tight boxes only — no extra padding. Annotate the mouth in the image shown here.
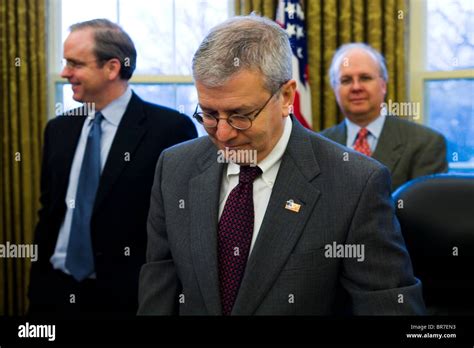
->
[71,83,81,91]
[222,144,249,150]
[349,98,367,103]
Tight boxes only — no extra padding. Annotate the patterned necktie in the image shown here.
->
[66,112,103,282]
[218,165,262,315]
[353,127,372,156]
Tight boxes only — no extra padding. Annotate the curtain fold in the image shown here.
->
[235,0,407,131]
[235,0,278,18]
[0,0,47,315]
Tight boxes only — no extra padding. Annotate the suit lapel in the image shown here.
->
[372,116,404,173]
[93,93,148,213]
[54,115,87,211]
[232,120,322,315]
[189,144,224,315]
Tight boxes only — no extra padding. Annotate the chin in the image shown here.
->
[72,94,84,103]
[349,109,371,117]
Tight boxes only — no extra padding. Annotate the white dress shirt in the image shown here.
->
[345,112,386,153]
[218,116,293,256]
[50,87,133,276]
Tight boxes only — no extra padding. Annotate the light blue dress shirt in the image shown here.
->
[345,113,386,153]
[50,87,133,276]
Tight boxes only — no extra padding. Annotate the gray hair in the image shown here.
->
[70,19,137,80]
[329,43,388,88]
[192,15,292,94]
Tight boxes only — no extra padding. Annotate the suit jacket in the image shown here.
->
[29,92,197,314]
[138,117,426,315]
[320,116,448,191]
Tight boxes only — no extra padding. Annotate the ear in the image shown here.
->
[280,79,297,117]
[105,58,122,80]
[380,79,387,96]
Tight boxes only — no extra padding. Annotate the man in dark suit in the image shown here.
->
[321,43,448,191]
[28,19,197,317]
[138,16,425,315]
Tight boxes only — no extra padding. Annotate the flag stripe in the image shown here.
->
[276,0,312,129]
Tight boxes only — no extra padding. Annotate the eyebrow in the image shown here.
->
[64,58,83,64]
[199,104,257,115]
[340,73,375,78]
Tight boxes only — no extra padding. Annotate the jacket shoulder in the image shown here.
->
[320,122,343,137]
[296,129,392,197]
[287,125,387,185]
[162,136,213,161]
[386,116,445,142]
[136,97,197,137]
[45,111,86,129]
[141,99,191,123]
[313,131,384,171]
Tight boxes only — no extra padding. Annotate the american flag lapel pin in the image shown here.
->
[285,199,301,213]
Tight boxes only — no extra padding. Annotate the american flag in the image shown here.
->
[276,0,312,129]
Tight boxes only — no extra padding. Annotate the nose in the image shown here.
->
[60,65,72,79]
[351,78,363,91]
[214,118,238,143]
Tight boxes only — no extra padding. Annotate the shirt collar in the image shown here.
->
[226,116,293,186]
[95,86,133,126]
[345,112,386,146]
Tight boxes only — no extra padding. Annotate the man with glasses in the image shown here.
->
[321,43,448,191]
[138,15,425,315]
[28,18,197,317]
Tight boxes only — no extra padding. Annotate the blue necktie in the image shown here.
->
[66,112,103,281]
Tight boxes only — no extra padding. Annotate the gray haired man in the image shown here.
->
[321,43,448,191]
[138,15,425,315]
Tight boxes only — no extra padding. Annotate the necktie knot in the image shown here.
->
[353,127,372,157]
[239,165,262,184]
[92,111,103,125]
[357,127,369,139]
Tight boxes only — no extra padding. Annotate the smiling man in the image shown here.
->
[321,43,448,191]
[28,19,197,317]
[138,15,425,316]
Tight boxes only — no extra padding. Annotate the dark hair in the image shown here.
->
[70,18,137,80]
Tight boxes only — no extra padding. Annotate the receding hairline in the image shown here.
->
[63,28,95,51]
[337,47,381,72]
[69,18,120,30]
[329,44,388,89]
[67,21,125,46]
[66,26,95,38]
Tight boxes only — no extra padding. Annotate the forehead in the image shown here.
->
[196,70,267,110]
[63,28,95,57]
[338,49,379,75]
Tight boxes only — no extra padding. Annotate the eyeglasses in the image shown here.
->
[62,59,101,70]
[193,89,278,131]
